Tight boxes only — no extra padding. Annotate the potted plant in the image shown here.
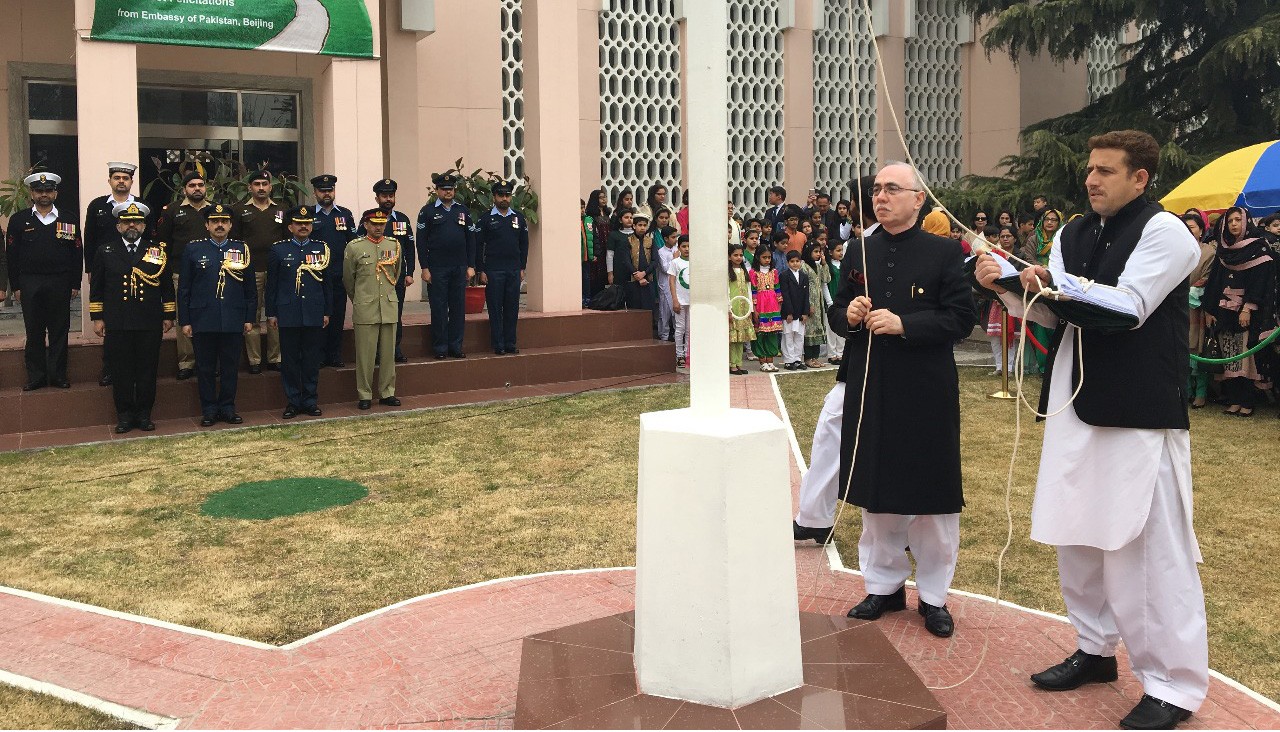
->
[142,153,309,207]
[426,158,540,314]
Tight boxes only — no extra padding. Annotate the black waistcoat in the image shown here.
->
[1041,197,1189,429]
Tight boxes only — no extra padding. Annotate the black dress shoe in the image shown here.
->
[379,396,401,407]
[358,400,372,410]
[434,353,447,360]
[282,405,298,419]
[917,600,954,638]
[199,415,216,427]
[176,368,195,380]
[265,362,280,372]
[847,586,906,620]
[137,419,156,432]
[114,421,133,434]
[792,521,832,544]
[494,348,505,355]
[1120,694,1192,730]
[222,413,243,424]
[248,364,262,375]
[22,380,46,391]
[99,375,113,387]
[506,348,520,354]
[395,354,409,364]
[448,351,466,359]
[1030,650,1118,691]
[306,406,323,416]
[53,380,71,389]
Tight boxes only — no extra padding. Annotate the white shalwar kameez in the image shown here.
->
[1000,213,1208,712]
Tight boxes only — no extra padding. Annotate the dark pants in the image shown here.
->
[192,331,242,418]
[1222,375,1262,409]
[581,262,592,305]
[21,274,72,385]
[486,269,521,352]
[106,327,162,422]
[428,265,467,356]
[323,285,347,364]
[394,283,407,359]
[279,326,325,408]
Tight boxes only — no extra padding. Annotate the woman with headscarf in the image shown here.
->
[1182,211,1216,408]
[1202,206,1276,416]
[1024,209,1064,372]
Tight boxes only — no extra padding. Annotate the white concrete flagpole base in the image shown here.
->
[634,407,804,708]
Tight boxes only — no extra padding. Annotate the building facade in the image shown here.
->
[2,0,1117,322]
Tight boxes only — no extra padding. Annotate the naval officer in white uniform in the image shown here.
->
[976,130,1206,731]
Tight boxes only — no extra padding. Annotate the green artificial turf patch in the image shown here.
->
[202,478,368,520]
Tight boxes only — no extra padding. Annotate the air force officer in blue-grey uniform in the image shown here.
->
[178,204,257,427]
[416,172,476,359]
[266,207,332,419]
[308,174,356,367]
[477,180,529,354]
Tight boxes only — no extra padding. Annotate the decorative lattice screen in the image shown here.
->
[1087,32,1122,102]
[726,0,785,215]
[813,0,878,203]
[499,0,525,180]
[597,0,683,206]
[904,0,963,185]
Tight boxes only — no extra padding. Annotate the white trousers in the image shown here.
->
[795,383,843,529]
[825,320,845,360]
[1056,461,1209,712]
[781,320,805,362]
[656,282,673,340]
[859,511,960,607]
[673,305,690,358]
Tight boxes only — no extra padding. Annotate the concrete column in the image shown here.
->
[874,1,909,165]
[577,0,603,195]
[634,0,803,709]
[74,0,139,333]
[782,1,816,199]
[522,0,583,313]
[321,59,385,216]
[383,0,423,196]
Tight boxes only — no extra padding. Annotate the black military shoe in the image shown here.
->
[358,400,372,410]
[265,362,280,372]
[282,405,298,419]
[248,363,262,375]
[306,406,323,416]
[506,348,520,355]
[917,600,954,638]
[137,419,156,432]
[1030,650,1118,691]
[448,351,466,359]
[394,354,409,364]
[22,380,47,391]
[379,396,401,407]
[434,353,447,360]
[847,586,906,620]
[199,415,216,427]
[114,421,133,434]
[176,368,195,380]
[793,521,832,544]
[222,413,243,425]
[53,380,71,389]
[1120,695,1192,730]
[99,374,113,387]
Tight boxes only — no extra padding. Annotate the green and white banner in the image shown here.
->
[90,0,374,58]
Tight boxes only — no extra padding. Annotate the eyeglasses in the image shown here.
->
[974,215,988,221]
[870,184,922,196]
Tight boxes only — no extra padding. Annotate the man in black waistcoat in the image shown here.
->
[372,178,416,363]
[308,174,357,367]
[828,162,976,639]
[416,172,476,359]
[7,172,83,390]
[976,130,1206,730]
[477,179,529,354]
[89,202,174,433]
[84,161,148,387]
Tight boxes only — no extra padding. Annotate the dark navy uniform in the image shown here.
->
[310,189,357,365]
[6,173,83,388]
[85,188,150,386]
[265,210,332,413]
[416,173,476,357]
[477,192,529,354]
[178,205,257,422]
[89,202,173,428]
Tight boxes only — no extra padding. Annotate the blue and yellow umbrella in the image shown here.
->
[1160,140,1280,217]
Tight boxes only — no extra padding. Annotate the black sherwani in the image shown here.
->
[829,219,977,514]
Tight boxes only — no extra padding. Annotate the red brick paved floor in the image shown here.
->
[0,373,1276,729]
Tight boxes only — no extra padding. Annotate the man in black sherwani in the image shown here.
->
[828,162,977,638]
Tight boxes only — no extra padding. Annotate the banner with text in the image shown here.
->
[90,0,374,58]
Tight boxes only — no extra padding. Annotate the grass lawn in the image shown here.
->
[0,684,137,730]
[0,384,689,646]
[776,367,1280,703]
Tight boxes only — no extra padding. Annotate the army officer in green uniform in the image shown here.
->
[344,209,403,410]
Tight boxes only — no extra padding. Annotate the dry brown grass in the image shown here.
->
[776,367,1280,703]
[0,685,138,730]
[0,383,690,646]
